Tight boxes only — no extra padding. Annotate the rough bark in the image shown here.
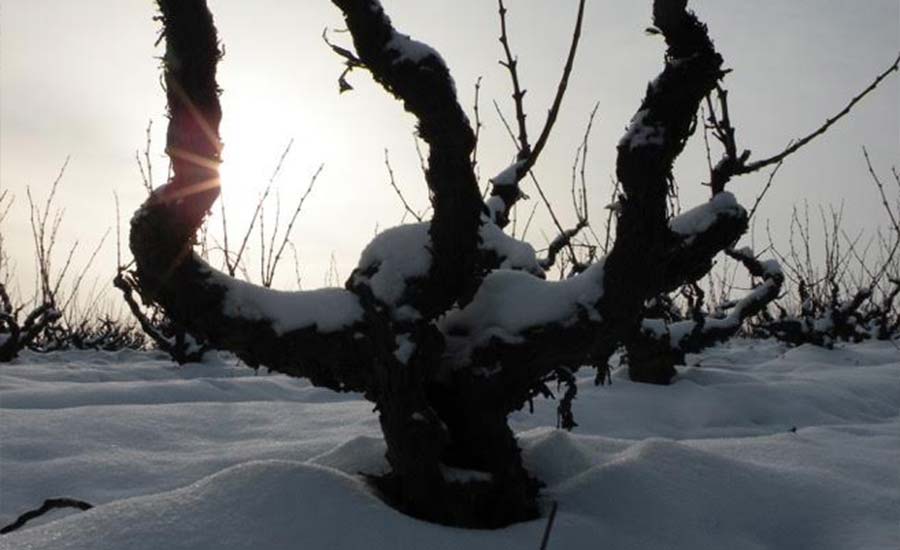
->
[335,0,484,317]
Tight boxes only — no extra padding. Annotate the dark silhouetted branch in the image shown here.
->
[0,498,93,535]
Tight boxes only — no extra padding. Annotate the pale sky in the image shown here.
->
[1,0,898,302]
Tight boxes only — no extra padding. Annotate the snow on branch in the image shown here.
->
[439,262,605,367]
[217,274,364,335]
[659,195,750,295]
[669,192,745,242]
[350,223,433,320]
[385,32,442,65]
[629,248,784,384]
[479,221,544,275]
[130,0,376,392]
[331,0,484,322]
[436,0,740,406]
[674,248,783,347]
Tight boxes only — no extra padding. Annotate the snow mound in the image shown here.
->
[3,460,555,550]
[535,435,897,550]
[309,435,387,475]
[2,461,392,550]
[2,341,898,549]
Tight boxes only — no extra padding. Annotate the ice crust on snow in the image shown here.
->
[217,273,364,335]
[3,340,898,549]
[355,223,432,310]
[669,191,744,238]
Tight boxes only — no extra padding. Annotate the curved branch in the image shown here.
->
[660,191,749,293]
[674,248,783,351]
[438,0,729,412]
[130,1,375,393]
[603,0,725,341]
[0,498,93,535]
[627,248,783,384]
[153,0,223,230]
[132,202,375,391]
[332,0,483,319]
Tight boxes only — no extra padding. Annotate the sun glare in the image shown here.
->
[217,137,282,214]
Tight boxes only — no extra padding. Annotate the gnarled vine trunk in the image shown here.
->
[132,0,759,527]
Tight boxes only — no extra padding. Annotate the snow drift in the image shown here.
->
[1,340,898,549]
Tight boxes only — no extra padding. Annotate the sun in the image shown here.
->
[216,133,283,215]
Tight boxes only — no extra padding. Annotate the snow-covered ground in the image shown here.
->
[1,340,897,549]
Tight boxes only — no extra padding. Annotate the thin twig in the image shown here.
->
[747,158,785,220]
[471,76,483,172]
[231,140,294,273]
[384,149,423,223]
[525,0,587,175]
[264,164,324,287]
[492,100,520,150]
[497,0,531,158]
[863,147,900,235]
[539,501,559,550]
[738,52,900,175]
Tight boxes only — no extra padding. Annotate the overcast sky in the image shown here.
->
[1,0,897,300]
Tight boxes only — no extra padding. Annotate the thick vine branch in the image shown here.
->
[130,0,375,393]
[332,0,483,320]
[441,0,730,412]
[628,247,783,384]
